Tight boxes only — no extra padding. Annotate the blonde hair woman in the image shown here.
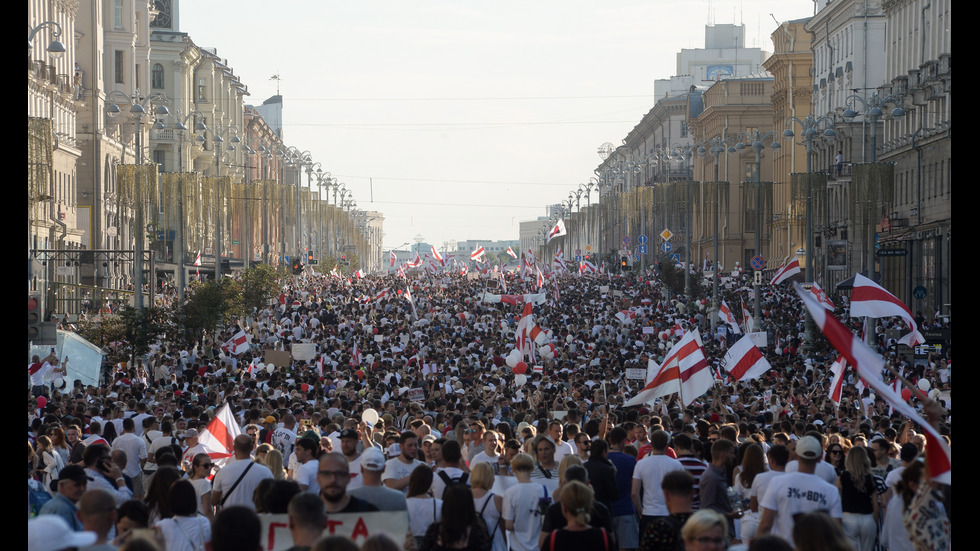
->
[471,462,506,551]
[543,481,612,551]
[265,449,285,480]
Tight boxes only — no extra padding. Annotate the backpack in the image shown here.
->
[437,470,469,487]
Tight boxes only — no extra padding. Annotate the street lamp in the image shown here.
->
[783,115,836,284]
[28,21,66,59]
[842,91,905,163]
[696,137,735,316]
[105,89,170,310]
[734,130,781,321]
[198,122,243,280]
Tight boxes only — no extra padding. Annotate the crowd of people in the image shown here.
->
[27,266,951,551]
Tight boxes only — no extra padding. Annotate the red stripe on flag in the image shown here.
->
[205,416,235,454]
[728,346,764,380]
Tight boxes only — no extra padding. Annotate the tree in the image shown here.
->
[241,264,284,312]
[181,278,244,339]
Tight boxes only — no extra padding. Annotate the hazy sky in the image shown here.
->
[179,1,812,250]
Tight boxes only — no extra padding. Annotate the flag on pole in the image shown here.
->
[525,249,536,265]
[351,341,361,367]
[741,301,753,333]
[809,282,835,310]
[406,251,422,268]
[536,267,545,289]
[374,288,389,303]
[849,274,924,346]
[354,269,365,278]
[722,334,772,381]
[396,265,407,279]
[404,288,419,320]
[221,329,250,356]
[546,219,567,243]
[624,357,679,407]
[499,270,508,293]
[431,246,445,265]
[515,302,536,361]
[470,245,486,262]
[795,283,950,483]
[718,300,742,335]
[615,310,636,324]
[769,258,801,285]
[389,250,397,267]
[198,402,242,464]
[193,251,202,266]
[506,247,518,259]
[828,357,847,405]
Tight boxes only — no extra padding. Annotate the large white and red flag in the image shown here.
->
[580,260,598,274]
[809,282,835,311]
[354,269,366,278]
[499,270,508,293]
[470,245,486,262]
[674,329,713,406]
[722,334,772,381]
[769,258,801,285]
[849,274,924,346]
[374,288,389,303]
[404,288,419,320]
[194,251,202,267]
[553,249,567,272]
[795,283,950,483]
[389,250,397,267]
[624,357,679,407]
[546,219,567,243]
[198,402,242,464]
[431,246,445,266]
[718,300,742,335]
[536,267,545,289]
[828,357,847,405]
[506,247,518,259]
[406,251,422,268]
[741,301,753,333]
[396,265,407,279]
[351,340,361,367]
[616,310,636,324]
[222,329,250,356]
[515,301,536,361]
[525,249,536,265]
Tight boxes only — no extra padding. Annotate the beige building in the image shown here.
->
[688,76,776,272]
[763,19,814,270]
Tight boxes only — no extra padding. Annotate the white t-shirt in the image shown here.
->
[785,459,837,485]
[295,459,319,493]
[212,458,273,509]
[759,471,842,547]
[431,466,470,499]
[382,457,424,495]
[632,454,685,516]
[503,482,552,551]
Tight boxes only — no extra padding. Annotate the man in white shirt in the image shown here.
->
[756,436,843,547]
[212,434,273,510]
[381,432,423,495]
[271,414,299,460]
[631,430,685,535]
[293,438,320,493]
[111,417,148,498]
[431,440,470,499]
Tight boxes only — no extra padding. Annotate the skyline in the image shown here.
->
[179,1,813,250]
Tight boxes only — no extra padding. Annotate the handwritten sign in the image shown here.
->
[406,388,426,402]
[291,343,315,361]
[259,511,409,551]
[625,368,647,380]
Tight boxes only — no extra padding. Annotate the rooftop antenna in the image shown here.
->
[270,73,281,95]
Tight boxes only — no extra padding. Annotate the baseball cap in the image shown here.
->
[28,515,96,551]
[360,447,387,471]
[796,436,823,460]
[422,434,437,444]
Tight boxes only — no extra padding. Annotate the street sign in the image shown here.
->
[637,244,648,254]
[754,270,763,286]
[623,236,631,245]
[586,245,592,251]
[669,253,680,262]
[638,234,648,244]
[575,255,582,261]
[633,255,640,262]
[662,242,672,253]
[660,229,673,241]
[913,286,927,300]
[750,255,765,271]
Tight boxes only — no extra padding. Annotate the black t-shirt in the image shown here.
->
[543,527,615,551]
[338,495,379,513]
[540,501,614,539]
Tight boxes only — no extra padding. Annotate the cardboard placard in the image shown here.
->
[748,331,768,348]
[260,511,408,551]
[264,350,291,369]
[642,326,655,334]
[406,388,425,402]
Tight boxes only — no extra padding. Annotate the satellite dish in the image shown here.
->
[597,142,615,161]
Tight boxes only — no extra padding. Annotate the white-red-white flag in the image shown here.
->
[396,265,407,279]
[354,269,366,278]
[849,274,924,346]
[718,300,742,335]
[431,246,445,265]
[194,251,202,267]
[546,219,567,243]
[616,310,636,324]
[769,258,801,285]
[389,250,397,267]
[536,267,545,289]
[515,301,536,361]
[198,402,242,464]
[624,357,679,407]
[351,340,361,367]
[808,282,835,310]
[470,246,486,262]
[506,247,518,259]
[222,329,250,356]
[374,288,389,302]
[499,270,508,294]
[828,357,847,405]
[741,301,753,333]
[525,249,536,265]
[722,334,772,381]
[672,329,713,406]
[795,283,950,483]
[406,251,422,268]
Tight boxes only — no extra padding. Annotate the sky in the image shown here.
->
[179,0,813,251]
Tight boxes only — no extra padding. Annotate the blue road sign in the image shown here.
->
[670,253,680,262]
[638,234,648,244]
[638,244,648,254]
[750,255,765,271]
[662,242,672,253]
[575,255,582,261]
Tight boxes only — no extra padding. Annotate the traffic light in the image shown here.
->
[621,256,630,271]
[291,258,304,275]
[28,295,41,340]
[342,255,349,266]
[307,252,317,265]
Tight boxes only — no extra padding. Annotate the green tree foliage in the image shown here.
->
[181,278,244,338]
[76,306,170,364]
[657,258,706,301]
[241,264,284,311]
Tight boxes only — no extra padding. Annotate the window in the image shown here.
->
[115,51,124,84]
[153,150,166,172]
[135,64,141,90]
[152,64,164,88]
[113,0,124,29]
[197,79,207,101]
